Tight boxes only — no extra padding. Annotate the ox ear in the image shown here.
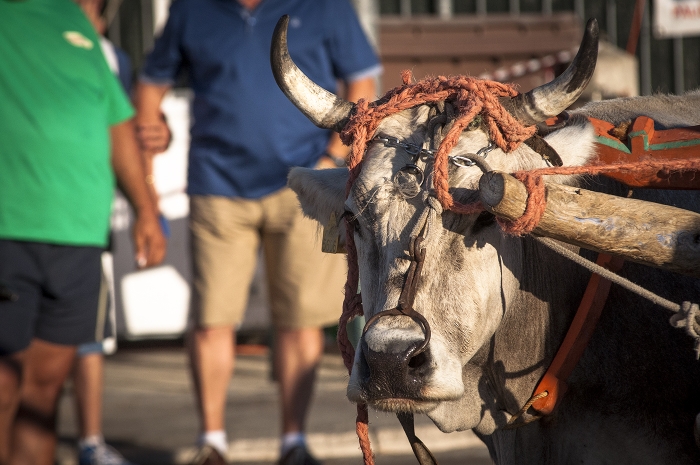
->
[288,167,348,224]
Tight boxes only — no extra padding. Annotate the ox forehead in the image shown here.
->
[274,16,700,465]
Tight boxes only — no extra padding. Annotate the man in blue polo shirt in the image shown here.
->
[135,1,380,464]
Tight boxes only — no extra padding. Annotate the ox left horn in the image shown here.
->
[270,15,354,132]
[506,18,599,125]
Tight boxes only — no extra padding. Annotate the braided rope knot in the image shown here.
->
[669,301,700,359]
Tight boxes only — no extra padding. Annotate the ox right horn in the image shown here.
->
[270,15,354,132]
[506,18,599,125]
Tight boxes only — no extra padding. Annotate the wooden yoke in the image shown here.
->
[479,171,700,278]
[591,115,700,189]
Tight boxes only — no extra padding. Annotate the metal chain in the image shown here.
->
[371,135,495,167]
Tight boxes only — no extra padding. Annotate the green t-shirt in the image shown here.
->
[0,0,134,246]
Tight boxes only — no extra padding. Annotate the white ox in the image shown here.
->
[272,17,700,464]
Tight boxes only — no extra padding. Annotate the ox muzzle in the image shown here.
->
[356,322,435,408]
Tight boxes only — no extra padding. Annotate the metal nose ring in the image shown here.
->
[362,307,432,356]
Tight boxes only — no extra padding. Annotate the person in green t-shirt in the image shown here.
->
[0,1,167,464]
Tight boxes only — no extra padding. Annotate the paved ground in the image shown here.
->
[56,341,493,465]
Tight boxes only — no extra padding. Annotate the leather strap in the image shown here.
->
[530,253,624,415]
[523,133,564,167]
[397,412,439,465]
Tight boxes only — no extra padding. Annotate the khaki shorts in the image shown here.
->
[189,189,346,329]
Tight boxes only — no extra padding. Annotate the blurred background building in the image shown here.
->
[102,0,700,341]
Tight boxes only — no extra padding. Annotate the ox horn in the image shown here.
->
[506,18,599,125]
[270,15,354,132]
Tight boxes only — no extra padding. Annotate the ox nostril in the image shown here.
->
[408,350,427,369]
[359,351,371,382]
[359,334,433,399]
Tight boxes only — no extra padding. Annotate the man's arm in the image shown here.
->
[111,119,167,268]
[134,82,172,157]
[319,76,376,168]
[133,81,172,208]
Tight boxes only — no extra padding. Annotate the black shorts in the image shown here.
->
[0,240,104,355]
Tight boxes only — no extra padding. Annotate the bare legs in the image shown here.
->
[0,355,22,464]
[188,326,236,434]
[0,339,76,465]
[73,353,104,439]
[275,327,323,435]
[187,325,324,443]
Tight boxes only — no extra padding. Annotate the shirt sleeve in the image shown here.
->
[87,30,134,125]
[323,0,382,83]
[104,69,135,125]
[140,0,186,85]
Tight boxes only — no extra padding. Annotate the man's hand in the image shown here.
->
[136,115,172,157]
[132,210,167,268]
[134,82,173,157]
[111,119,168,268]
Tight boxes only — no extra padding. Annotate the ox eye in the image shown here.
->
[467,114,482,131]
[342,209,361,234]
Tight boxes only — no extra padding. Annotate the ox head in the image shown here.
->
[274,17,599,433]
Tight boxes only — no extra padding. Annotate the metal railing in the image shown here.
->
[110,0,695,97]
[375,0,695,96]
[395,0,586,18]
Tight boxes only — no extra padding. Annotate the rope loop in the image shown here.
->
[340,72,536,215]
[497,172,547,236]
[670,301,700,359]
[503,391,547,429]
[424,193,443,215]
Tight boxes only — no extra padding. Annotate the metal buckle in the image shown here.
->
[373,135,495,169]
[372,136,435,162]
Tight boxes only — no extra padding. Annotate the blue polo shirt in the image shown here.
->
[141,0,381,199]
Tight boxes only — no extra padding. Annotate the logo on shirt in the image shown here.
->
[63,31,94,50]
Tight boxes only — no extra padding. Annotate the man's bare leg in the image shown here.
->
[275,327,324,436]
[73,352,104,439]
[0,354,23,464]
[188,326,235,434]
[10,339,76,465]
